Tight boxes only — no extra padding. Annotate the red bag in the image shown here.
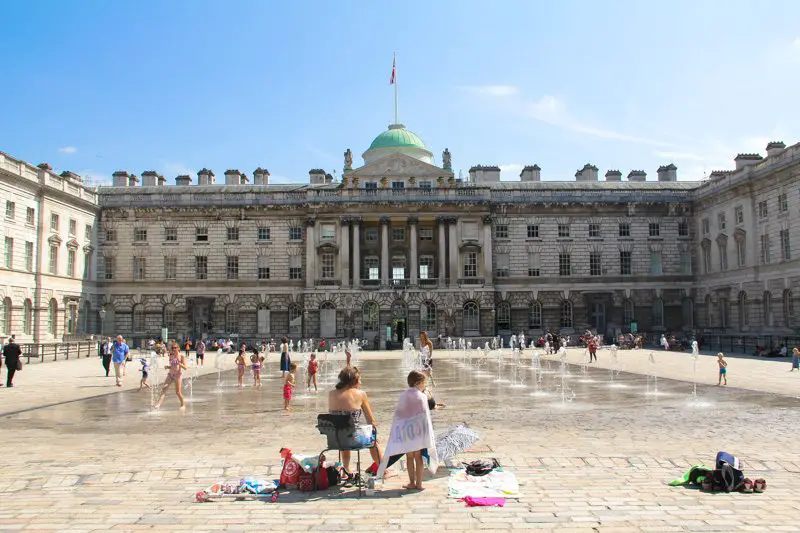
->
[297,471,314,492]
[279,458,301,488]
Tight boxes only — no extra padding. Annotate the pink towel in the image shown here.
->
[460,496,506,507]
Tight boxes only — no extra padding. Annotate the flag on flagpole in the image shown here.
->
[390,56,396,85]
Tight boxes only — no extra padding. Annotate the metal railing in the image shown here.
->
[19,342,100,364]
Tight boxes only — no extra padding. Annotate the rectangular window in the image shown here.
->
[105,228,116,242]
[649,223,660,237]
[718,243,728,271]
[735,206,744,225]
[365,228,378,242]
[495,253,509,278]
[26,207,35,225]
[258,227,271,241]
[321,224,335,241]
[494,224,509,239]
[67,249,76,277]
[462,222,478,240]
[134,228,147,242]
[365,257,379,280]
[391,181,405,191]
[5,201,15,220]
[48,246,57,274]
[760,234,771,264]
[84,224,92,241]
[289,255,302,279]
[25,241,33,271]
[364,181,378,194]
[226,227,239,241]
[392,227,405,242]
[588,223,600,238]
[702,218,710,235]
[780,229,791,260]
[527,253,540,277]
[618,223,630,237]
[419,256,434,279]
[527,224,539,239]
[195,256,208,279]
[558,253,571,276]
[392,256,406,280]
[619,251,632,275]
[758,201,768,219]
[4,237,12,269]
[104,256,115,280]
[736,239,746,267]
[50,213,59,231]
[196,227,209,242]
[288,227,302,241]
[257,256,270,279]
[321,252,335,279]
[702,246,711,274]
[463,252,478,277]
[165,227,178,241]
[778,193,788,213]
[83,252,91,280]
[650,251,663,275]
[164,257,177,280]
[69,219,77,235]
[717,213,726,231]
[418,180,432,189]
[589,252,602,276]
[678,220,689,237]
[558,224,570,238]
[133,256,146,280]
[679,248,692,274]
[226,256,239,279]
[419,228,433,241]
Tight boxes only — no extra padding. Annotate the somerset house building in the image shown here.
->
[1,123,798,347]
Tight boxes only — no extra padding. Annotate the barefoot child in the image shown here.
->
[307,353,318,392]
[138,357,151,391]
[235,349,247,388]
[717,352,728,385]
[251,350,264,389]
[154,343,187,409]
[283,362,297,410]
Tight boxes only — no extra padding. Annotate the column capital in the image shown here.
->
[379,216,391,226]
[304,217,316,227]
[482,215,493,225]
[350,216,363,226]
[407,215,419,225]
[446,216,457,225]
[339,216,352,226]
[437,216,456,225]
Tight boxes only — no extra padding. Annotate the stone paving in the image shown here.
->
[0,348,799,532]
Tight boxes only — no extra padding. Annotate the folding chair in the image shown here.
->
[316,413,375,496]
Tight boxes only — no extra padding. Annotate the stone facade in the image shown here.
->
[2,133,798,347]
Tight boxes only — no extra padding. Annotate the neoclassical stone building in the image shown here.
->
[1,126,798,347]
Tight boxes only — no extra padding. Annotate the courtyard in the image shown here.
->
[1,347,799,532]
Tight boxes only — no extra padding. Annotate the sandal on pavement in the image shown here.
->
[739,479,753,493]
[753,479,766,493]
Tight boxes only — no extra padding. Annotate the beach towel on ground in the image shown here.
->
[376,388,438,479]
[447,467,520,498]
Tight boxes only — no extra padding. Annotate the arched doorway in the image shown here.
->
[257,305,271,337]
[391,300,407,342]
[320,301,336,339]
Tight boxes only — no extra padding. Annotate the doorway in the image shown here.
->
[590,302,606,333]
[320,302,336,339]
[391,300,407,342]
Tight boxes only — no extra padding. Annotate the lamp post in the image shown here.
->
[99,308,107,336]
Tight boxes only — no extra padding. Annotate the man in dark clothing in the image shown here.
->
[3,335,22,387]
[99,337,112,377]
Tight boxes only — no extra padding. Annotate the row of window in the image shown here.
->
[4,202,93,239]
[736,290,794,328]
[700,231,791,273]
[701,194,790,235]
[498,221,684,240]
[0,298,67,336]
[2,239,92,278]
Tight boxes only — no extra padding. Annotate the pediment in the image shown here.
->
[347,152,453,180]
[48,234,62,246]
[66,238,80,250]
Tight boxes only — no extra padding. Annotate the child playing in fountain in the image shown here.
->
[235,349,247,388]
[250,350,264,389]
[307,353,318,393]
[717,352,728,386]
[138,357,151,391]
[283,362,297,411]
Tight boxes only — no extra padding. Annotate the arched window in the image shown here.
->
[48,298,57,336]
[623,299,635,328]
[559,300,573,329]
[362,301,379,333]
[225,305,237,333]
[784,289,794,327]
[288,304,303,337]
[738,291,748,327]
[163,305,176,332]
[652,298,664,328]
[23,299,32,335]
[463,301,479,334]
[681,298,694,328]
[132,304,145,332]
[529,301,542,329]
[0,297,11,336]
[420,301,436,334]
[763,291,772,327]
[496,302,511,331]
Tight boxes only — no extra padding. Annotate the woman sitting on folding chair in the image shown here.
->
[328,367,383,483]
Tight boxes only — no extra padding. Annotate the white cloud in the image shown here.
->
[58,146,77,154]
[499,164,524,181]
[463,85,519,97]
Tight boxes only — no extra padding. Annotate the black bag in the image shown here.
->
[464,459,499,477]
[325,466,341,487]
[16,359,23,371]
[711,464,744,492]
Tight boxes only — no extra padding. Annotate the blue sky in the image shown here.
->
[2,0,799,184]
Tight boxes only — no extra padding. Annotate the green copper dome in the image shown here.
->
[367,124,428,151]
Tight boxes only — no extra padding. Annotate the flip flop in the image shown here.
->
[753,479,766,493]
[739,479,753,493]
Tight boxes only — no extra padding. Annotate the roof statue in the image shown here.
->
[344,149,353,170]
[442,148,452,170]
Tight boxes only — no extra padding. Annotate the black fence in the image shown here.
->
[19,342,99,364]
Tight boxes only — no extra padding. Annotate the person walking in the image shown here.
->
[790,347,799,372]
[111,335,130,387]
[3,335,22,387]
[195,338,206,367]
[100,337,113,377]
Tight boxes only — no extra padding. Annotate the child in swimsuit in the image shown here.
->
[154,344,187,409]
[283,362,297,411]
[138,358,151,391]
[235,350,247,388]
[307,353,318,393]
[717,352,728,386]
[251,351,264,389]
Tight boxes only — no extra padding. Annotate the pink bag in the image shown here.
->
[460,496,506,507]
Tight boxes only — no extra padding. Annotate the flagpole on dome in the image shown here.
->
[390,53,398,124]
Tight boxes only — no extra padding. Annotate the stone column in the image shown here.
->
[482,215,493,286]
[448,217,459,285]
[340,217,350,288]
[305,218,316,289]
[352,218,361,288]
[409,216,418,286]
[380,216,390,286]
[438,217,447,288]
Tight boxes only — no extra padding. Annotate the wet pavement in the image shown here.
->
[1,352,799,532]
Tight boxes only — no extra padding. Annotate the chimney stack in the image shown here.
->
[157,174,166,186]
[766,141,786,158]
[575,163,599,182]
[309,169,326,184]
[519,164,541,182]
[128,174,139,187]
[468,165,501,184]
[112,171,130,187]
[141,170,158,187]
[627,170,647,182]
[175,175,192,186]
[605,170,622,182]
[224,169,242,185]
[656,164,678,182]
[197,168,215,185]
[253,167,270,185]
[734,153,763,171]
